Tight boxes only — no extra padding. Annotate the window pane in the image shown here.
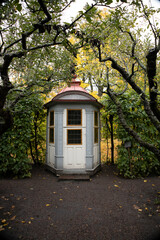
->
[49,128,54,143]
[50,111,54,126]
[94,128,98,143]
[68,129,82,144]
[68,110,81,125]
[94,111,98,126]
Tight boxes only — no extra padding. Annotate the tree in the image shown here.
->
[0,0,101,136]
[73,1,160,164]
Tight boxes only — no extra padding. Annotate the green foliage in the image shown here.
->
[101,92,160,178]
[0,94,46,178]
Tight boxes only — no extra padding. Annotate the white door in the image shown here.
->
[63,109,86,169]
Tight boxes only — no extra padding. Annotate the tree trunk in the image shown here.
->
[146,48,160,121]
[29,141,36,164]
[34,113,39,164]
[109,114,114,165]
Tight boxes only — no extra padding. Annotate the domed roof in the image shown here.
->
[44,76,102,109]
[58,78,88,94]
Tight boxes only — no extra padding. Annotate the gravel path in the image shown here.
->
[0,165,160,240]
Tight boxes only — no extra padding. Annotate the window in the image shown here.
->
[94,111,99,143]
[49,111,54,143]
[50,111,54,126]
[67,129,82,144]
[67,109,82,125]
[94,128,98,143]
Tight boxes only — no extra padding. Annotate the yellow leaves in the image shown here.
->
[80,81,89,89]
[152,184,155,187]
[1,196,9,201]
[114,184,120,188]
[48,66,53,70]
[0,226,5,232]
[133,204,143,213]
[89,91,100,100]
[46,204,50,207]
[59,198,63,201]
[10,215,16,221]
[0,219,9,231]
[21,219,33,224]
[1,219,6,224]
[144,180,147,182]
[3,223,8,227]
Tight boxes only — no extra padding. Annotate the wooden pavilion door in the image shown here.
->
[63,109,86,169]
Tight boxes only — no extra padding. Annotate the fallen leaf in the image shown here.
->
[10,194,14,196]
[138,208,143,212]
[10,215,16,221]
[88,208,92,210]
[3,223,9,227]
[114,185,119,188]
[1,219,6,224]
[144,180,147,183]
[133,204,139,210]
[28,221,31,224]
[53,192,56,194]
[119,206,123,208]
[21,221,25,224]
[46,204,50,207]
[11,205,15,209]
[59,199,63,201]
[0,207,4,210]
[152,184,155,187]
[0,226,5,231]
[30,217,34,220]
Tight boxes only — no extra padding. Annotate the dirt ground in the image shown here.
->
[0,165,160,240]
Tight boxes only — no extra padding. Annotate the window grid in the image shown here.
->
[94,111,99,144]
[67,129,82,145]
[67,109,82,126]
[49,111,54,144]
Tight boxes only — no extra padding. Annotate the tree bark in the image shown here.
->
[146,48,160,121]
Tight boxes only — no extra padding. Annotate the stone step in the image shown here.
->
[58,174,90,181]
